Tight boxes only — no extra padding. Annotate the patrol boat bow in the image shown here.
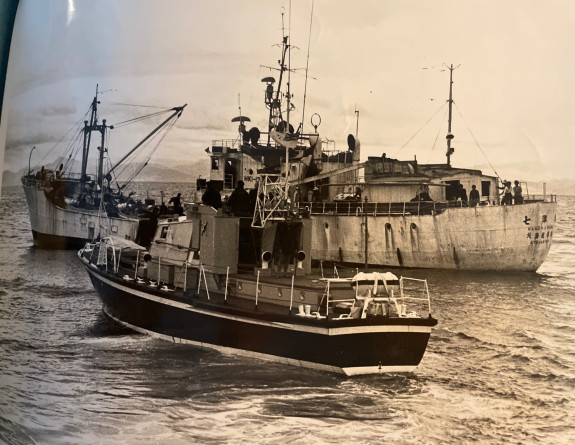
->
[79,197,437,376]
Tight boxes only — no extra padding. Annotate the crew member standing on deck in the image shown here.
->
[169,193,183,215]
[469,185,480,206]
[202,182,222,209]
[228,180,251,216]
[513,180,524,204]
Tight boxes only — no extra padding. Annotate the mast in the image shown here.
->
[80,85,110,188]
[284,9,292,197]
[81,86,100,183]
[97,119,107,189]
[262,9,290,146]
[445,64,459,167]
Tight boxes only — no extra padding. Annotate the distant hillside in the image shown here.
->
[4,159,573,195]
[115,159,210,183]
[2,159,210,187]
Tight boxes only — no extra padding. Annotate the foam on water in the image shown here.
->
[1,185,574,444]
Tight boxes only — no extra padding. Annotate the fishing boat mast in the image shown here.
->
[81,85,109,187]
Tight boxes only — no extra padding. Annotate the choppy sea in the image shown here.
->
[0,183,573,445]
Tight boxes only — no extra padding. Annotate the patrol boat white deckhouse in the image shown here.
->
[79,200,438,376]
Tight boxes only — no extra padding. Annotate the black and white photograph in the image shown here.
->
[0,1,573,443]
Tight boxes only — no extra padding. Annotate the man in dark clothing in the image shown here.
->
[469,184,480,206]
[228,180,251,216]
[169,193,183,215]
[513,180,524,204]
[458,184,468,203]
[202,182,222,209]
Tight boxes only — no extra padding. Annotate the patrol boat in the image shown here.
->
[78,177,438,375]
[21,87,186,249]
[196,25,557,272]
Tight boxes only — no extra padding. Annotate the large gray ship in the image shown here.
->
[195,35,556,272]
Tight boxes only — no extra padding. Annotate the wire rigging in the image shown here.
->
[111,109,173,128]
[299,0,315,135]
[425,106,449,164]
[393,101,447,158]
[453,102,501,179]
[110,114,180,191]
[108,102,169,109]
[32,108,91,172]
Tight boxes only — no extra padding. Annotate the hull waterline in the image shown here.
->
[82,259,435,376]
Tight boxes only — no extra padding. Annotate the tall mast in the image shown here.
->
[445,64,459,167]
[81,85,99,182]
[97,119,107,189]
[284,9,292,197]
[80,84,109,188]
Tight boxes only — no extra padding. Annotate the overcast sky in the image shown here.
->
[2,0,574,182]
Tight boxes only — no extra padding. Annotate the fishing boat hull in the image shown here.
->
[82,262,435,376]
[22,177,139,249]
[311,201,556,272]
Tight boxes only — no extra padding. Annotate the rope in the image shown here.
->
[299,0,314,135]
[32,109,90,172]
[112,114,180,190]
[111,109,172,128]
[453,102,501,179]
[425,107,449,164]
[393,101,447,158]
[108,102,169,109]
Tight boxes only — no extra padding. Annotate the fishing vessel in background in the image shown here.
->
[196,24,557,272]
[21,87,186,249]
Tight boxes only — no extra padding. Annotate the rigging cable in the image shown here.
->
[112,115,180,190]
[425,106,449,164]
[299,0,315,135]
[31,108,91,172]
[453,102,501,179]
[393,101,447,158]
[110,109,172,128]
[108,102,169,109]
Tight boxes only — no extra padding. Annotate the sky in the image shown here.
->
[2,0,575,183]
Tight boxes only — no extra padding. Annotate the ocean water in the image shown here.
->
[0,184,573,445]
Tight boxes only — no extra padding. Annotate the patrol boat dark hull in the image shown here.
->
[84,265,434,375]
[79,204,438,376]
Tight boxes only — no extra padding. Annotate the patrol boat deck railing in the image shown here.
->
[83,237,434,323]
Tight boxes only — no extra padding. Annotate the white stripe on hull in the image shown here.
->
[103,308,419,376]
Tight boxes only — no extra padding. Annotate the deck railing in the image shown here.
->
[296,195,556,217]
[85,241,434,321]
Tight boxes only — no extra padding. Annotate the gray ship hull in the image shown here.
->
[310,201,556,272]
[22,178,139,249]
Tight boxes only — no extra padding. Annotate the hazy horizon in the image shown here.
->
[2,0,574,185]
